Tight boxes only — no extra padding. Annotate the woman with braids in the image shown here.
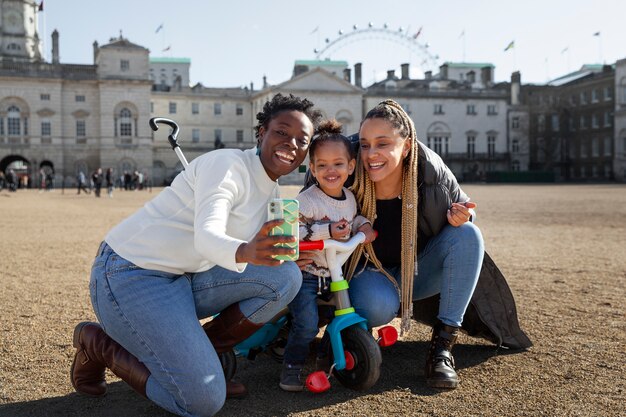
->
[69,93,322,417]
[343,99,484,390]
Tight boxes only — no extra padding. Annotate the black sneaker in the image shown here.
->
[279,363,304,392]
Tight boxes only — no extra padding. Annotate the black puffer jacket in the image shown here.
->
[304,136,532,349]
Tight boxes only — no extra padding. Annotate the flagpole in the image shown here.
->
[462,31,466,62]
[597,34,603,64]
[41,3,46,62]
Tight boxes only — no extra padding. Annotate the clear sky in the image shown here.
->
[41,0,625,88]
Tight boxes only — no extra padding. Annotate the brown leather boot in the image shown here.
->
[425,321,460,389]
[71,322,150,398]
[203,304,264,399]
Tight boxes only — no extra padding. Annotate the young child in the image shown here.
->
[279,120,376,392]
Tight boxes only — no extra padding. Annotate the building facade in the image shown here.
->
[1,3,624,186]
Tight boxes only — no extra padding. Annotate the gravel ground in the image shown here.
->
[0,184,624,417]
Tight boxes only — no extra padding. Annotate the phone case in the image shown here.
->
[267,198,299,261]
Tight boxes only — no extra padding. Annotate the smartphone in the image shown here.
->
[267,198,299,261]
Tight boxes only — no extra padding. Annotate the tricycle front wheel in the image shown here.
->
[328,326,382,391]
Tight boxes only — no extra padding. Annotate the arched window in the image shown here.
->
[7,106,21,136]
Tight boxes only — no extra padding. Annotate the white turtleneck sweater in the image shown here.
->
[106,148,279,274]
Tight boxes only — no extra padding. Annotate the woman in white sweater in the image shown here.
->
[70,94,322,417]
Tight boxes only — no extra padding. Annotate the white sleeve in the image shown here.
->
[192,154,248,272]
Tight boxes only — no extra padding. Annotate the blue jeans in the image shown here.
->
[349,223,484,328]
[89,242,301,417]
[283,272,330,365]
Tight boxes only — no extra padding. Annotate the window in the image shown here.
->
[214,129,222,142]
[487,105,497,115]
[538,115,545,132]
[569,117,575,132]
[592,114,599,129]
[467,136,475,159]
[487,136,496,158]
[512,139,519,153]
[433,104,443,115]
[192,103,199,115]
[169,102,177,114]
[580,115,586,130]
[591,89,599,103]
[570,95,577,106]
[551,115,559,131]
[236,104,243,116]
[75,95,85,102]
[41,120,51,137]
[40,94,50,101]
[604,112,612,127]
[236,129,244,142]
[466,104,476,115]
[192,129,200,143]
[433,137,442,154]
[7,105,21,136]
[214,103,222,115]
[76,120,86,137]
[580,141,588,158]
[580,91,587,105]
[604,137,612,156]
[592,138,600,157]
[512,117,520,129]
[604,86,613,101]
[512,160,520,172]
[569,141,576,159]
[120,60,130,71]
[150,101,154,113]
[119,108,132,137]
[0,118,3,135]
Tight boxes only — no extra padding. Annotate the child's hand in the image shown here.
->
[357,223,377,244]
[330,220,350,240]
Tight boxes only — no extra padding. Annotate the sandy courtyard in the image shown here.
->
[0,184,624,417]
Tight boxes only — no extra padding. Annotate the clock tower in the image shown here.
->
[0,0,42,62]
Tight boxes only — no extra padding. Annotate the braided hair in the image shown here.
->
[345,99,419,334]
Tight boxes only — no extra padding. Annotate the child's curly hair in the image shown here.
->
[308,119,354,161]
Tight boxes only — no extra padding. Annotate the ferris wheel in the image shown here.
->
[313,23,440,72]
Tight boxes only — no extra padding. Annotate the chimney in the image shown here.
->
[481,66,493,86]
[467,70,476,84]
[439,64,448,79]
[401,63,409,80]
[387,70,396,79]
[343,68,351,83]
[51,30,59,64]
[293,64,308,77]
[425,70,432,80]
[262,75,268,89]
[354,63,362,87]
[93,41,99,64]
[250,82,254,92]
[510,71,521,105]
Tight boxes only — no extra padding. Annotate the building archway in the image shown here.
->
[1,154,31,188]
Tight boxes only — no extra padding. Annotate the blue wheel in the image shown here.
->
[329,326,382,391]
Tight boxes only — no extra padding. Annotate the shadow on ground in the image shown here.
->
[0,340,517,417]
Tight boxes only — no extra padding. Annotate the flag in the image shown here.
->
[162,45,171,52]
[561,47,569,54]
[593,31,600,37]
[504,40,515,52]
[413,26,422,39]
[38,1,43,11]
[155,23,164,34]
[309,26,319,34]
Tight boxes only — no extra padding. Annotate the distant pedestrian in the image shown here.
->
[77,171,90,194]
[124,171,131,190]
[106,168,114,198]
[92,168,103,198]
[7,169,17,192]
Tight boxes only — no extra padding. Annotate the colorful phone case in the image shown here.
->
[267,198,299,261]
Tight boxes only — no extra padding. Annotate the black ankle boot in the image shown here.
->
[425,321,459,389]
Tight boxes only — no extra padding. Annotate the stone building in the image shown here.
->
[365,63,513,181]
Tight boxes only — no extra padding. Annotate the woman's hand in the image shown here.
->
[330,220,350,240]
[295,251,315,270]
[447,201,477,227]
[235,219,297,266]
[357,223,377,244]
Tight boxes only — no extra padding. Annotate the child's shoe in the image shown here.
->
[279,363,304,392]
